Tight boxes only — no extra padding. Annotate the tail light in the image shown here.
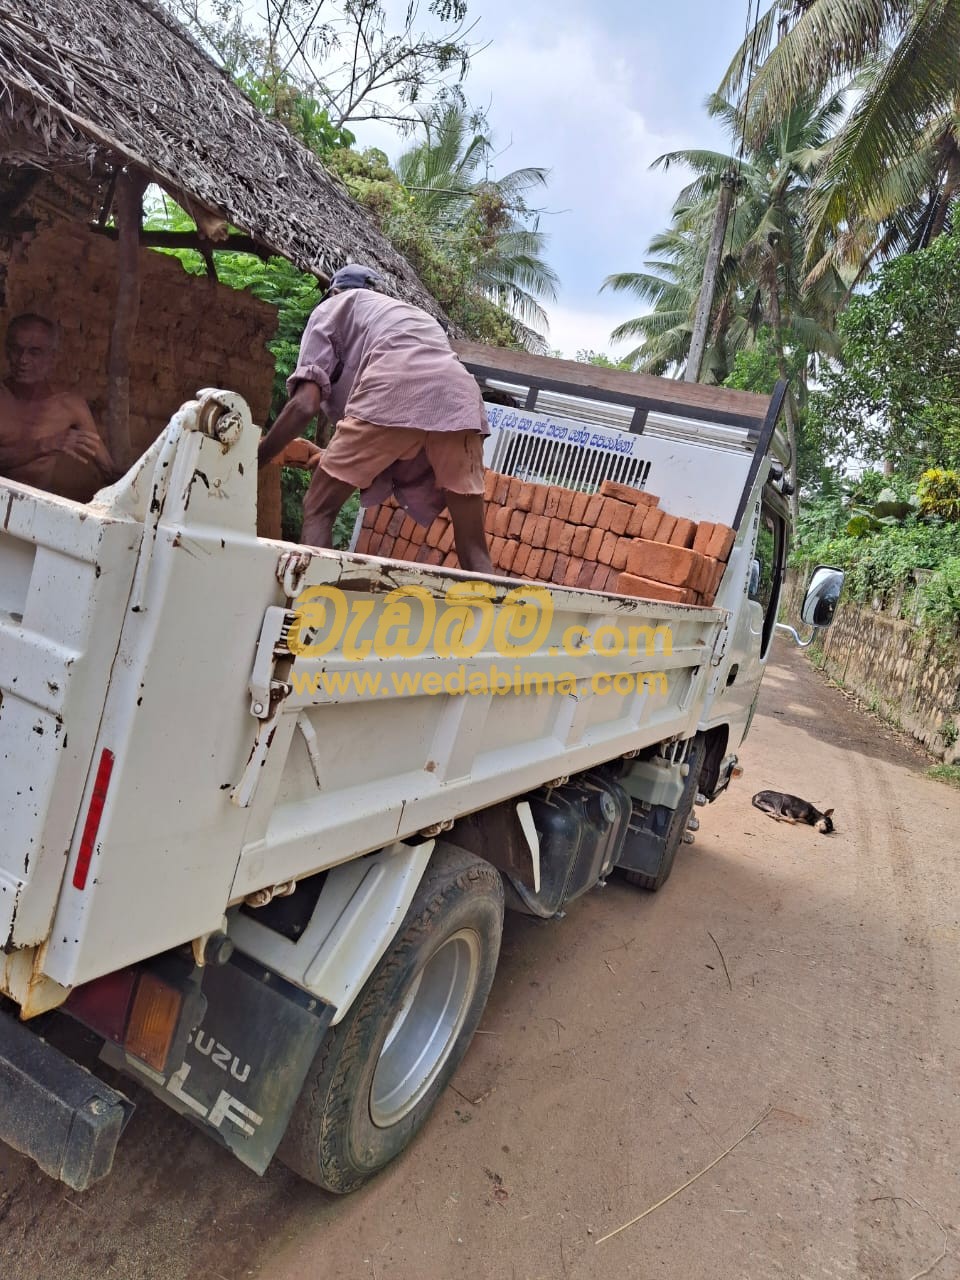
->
[66,964,206,1076]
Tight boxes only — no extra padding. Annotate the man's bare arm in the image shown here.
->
[258,382,324,467]
[63,397,116,475]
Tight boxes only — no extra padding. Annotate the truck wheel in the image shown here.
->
[277,844,503,1193]
[625,737,706,892]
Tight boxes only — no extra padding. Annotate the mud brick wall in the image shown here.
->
[784,570,960,762]
[3,222,281,533]
[356,476,736,609]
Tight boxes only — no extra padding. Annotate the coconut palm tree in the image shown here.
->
[394,105,559,338]
[719,1,960,259]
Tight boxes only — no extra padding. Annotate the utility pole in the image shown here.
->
[684,171,738,384]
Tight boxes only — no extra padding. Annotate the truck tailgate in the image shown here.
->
[0,484,140,956]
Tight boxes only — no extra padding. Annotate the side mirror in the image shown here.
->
[801,565,845,628]
[748,558,761,598]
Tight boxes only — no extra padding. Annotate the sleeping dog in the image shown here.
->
[752,790,834,834]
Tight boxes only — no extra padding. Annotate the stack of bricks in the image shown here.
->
[355,474,736,607]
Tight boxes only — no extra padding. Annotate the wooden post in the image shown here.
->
[684,173,737,385]
[105,168,147,468]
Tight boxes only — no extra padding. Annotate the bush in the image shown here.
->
[916,468,960,521]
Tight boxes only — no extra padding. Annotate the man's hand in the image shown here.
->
[59,425,115,475]
[278,437,325,470]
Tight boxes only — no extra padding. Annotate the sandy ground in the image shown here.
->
[2,638,958,1280]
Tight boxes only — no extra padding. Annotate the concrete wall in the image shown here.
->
[3,222,282,534]
[785,569,960,762]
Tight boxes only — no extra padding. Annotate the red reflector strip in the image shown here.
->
[72,748,115,891]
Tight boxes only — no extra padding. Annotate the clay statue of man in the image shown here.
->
[0,313,115,495]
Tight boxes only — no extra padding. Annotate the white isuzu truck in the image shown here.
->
[0,345,842,1192]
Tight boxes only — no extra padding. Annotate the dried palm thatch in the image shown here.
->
[0,0,446,316]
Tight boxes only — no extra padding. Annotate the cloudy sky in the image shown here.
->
[351,0,752,357]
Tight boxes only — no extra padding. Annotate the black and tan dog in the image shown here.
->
[751,790,835,834]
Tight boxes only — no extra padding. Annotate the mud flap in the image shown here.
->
[101,955,334,1174]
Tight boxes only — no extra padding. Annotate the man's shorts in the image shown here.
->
[317,416,486,496]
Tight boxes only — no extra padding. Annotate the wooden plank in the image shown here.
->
[454,340,771,430]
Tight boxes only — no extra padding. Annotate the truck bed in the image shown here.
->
[0,390,727,1016]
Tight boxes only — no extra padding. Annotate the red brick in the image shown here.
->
[545,517,563,551]
[604,566,621,592]
[640,505,663,540]
[624,540,702,588]
[362,506,377,529]
[500,541,518,572]
[571,525,589,557]
[692,520,715,556]
[483,471,497,501]
[626,502,649,538]
[513,543,532,575]
[654,513,677,543]
[508,509,525,538]
[553,554,570,584]
[526,548,545,578]
[378,535,396,558]
[375,505,392,534]
[438,524,455,554]
[515,483,536,512]
[540,549,557,580]
[598,530,619,566]
[707,523,736,562]
[423,548,444,566]
[443,551,459,568]
[557,522,575,555]
[543,488,561,518]
[616,573,696,604]
[494,507,513,538]
[393,540,412,561]
[669,517,697,549]
[529,485,548,516]
[569,491,590,523]
[583,494,604,526]
[584,526,604,560]
[599,479,659,506]
[710,559,725,595]
[426,516,445,543]
[590,562,609,591]
[693,556,711,595]
[387,508,405,537]
[563,557,583,587]
[556,489,574,521]
[356,529,372,554]
[576,561,596,589]
[600,498,632,535]
[494,473,511,505]
[490,536,507,567]
[533,515,551,547]
[612,538,631,571]
[521,511,539,543]
[415,543,433,563]
[483,505,498,534]
[508,477,523,505]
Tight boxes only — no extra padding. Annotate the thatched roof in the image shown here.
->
[0,0,444,315]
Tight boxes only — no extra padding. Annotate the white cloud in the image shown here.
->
[540,301,633,361]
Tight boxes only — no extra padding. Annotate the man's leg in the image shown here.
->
[301,469,356,548]
[445,490,494,574]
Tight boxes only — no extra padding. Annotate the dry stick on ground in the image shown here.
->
[596,1106,774,1245]
[872,1196,949,1280]
[708,930,733,990]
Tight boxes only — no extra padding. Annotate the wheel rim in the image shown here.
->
[370,928,481,1128]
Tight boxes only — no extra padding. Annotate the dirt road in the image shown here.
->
[2,640,958,1280]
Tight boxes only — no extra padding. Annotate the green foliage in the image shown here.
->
[575,350,633,370]
[916,468,960,522]
[926,764,960,787]
[809,229,960,473]
[326,146,524,348]
[236,76,356,154]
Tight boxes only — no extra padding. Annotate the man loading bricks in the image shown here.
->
[257,264,494,573]
[0,313,116,497]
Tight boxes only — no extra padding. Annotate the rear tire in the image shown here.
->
[278,844,503,1192]
[625,737,706,892]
